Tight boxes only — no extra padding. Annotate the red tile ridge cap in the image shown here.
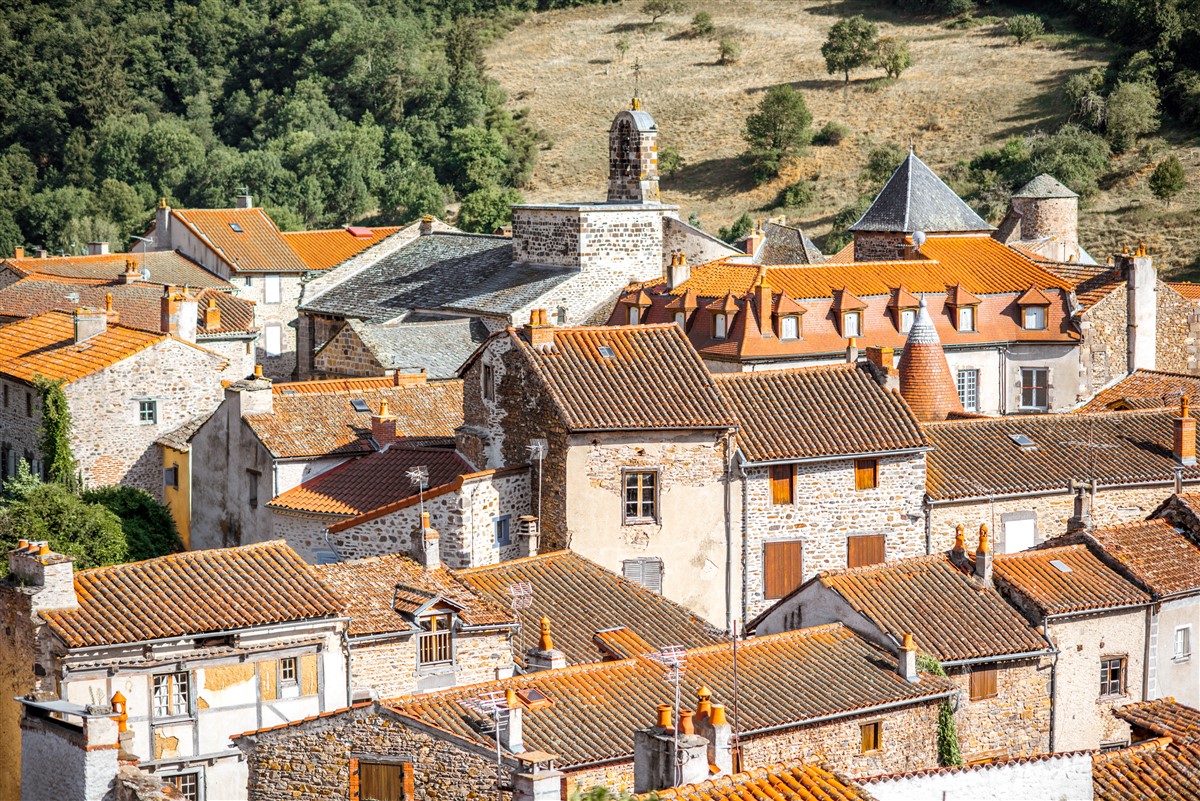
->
[1092,736,1175,762]
[712,362,859,381]
[455,548,575,575]
[924,406,1180,428]
[231,700,374,740]
[818,552,951,582]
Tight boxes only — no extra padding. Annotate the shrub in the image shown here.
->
[718,36,742,65]
[874,37,912,80]
[0,474,127,573]
[718,212,754,244]
[457,185,524,232]
[824,195,872,253]
[659,145,684,178]
[615,37,631,61]
[743,86,812,182]
[642,0,687,25]
[1149,155,1186,206]
[777,179,815,209]
[1006,14,1044,45]
[1065,68,1107,130]
[689,11,715,37]
[860,143,906,190]
[82,485,182,563]
[813,121,851,146]
[1028,124,1110,197]
[822,15,879,84]
[1105,81,1160,153]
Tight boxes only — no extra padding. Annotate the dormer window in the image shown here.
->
[780,315,800,340]
[900,309,916,333]
[958,305,976,332]
[843,312,862,338]
[1023,306,1046,330]
[714,314,728,339]
[417,613,453,668]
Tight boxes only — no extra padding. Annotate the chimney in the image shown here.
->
[634,704,711,793]
[950,524,966,563]
[420,215,435,236]
[1174,396,1196,466]
[513,753,564,801]
[34,247,48,258]
[86,241,109,256]
[898,296,965,422]
[865,346,898,390]
[227,365,273,417]
[13,246,23,258]
[203,297,221,331]
[742,227,763,256]
[416,511,440,570]
[1066,480,1094,533]
[235,190,253,209]
[370,401,399,449]
[526,615,567,672]
[161,287,198,342]
[666,253,691,291]
[693,688,732,777]
[1117,243,1157,372]
[756,275,773,338]
[846,336,859,364]
[517,515,540,558]
[499,688,524,754]
[897,632,919,683]
[523,309,554,351]
[153,197,170,250]
[974,524,993,584]
[103,293,119,325]
[73,308,107,344]
[7,542,78,614]
[119,259,142,284]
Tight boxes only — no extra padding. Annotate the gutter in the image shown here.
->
[744,446,931,468]
[739,458,750,629]
[929,477,1200,506]
[940,648,1056,668]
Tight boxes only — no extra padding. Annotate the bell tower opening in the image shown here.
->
[607,99,660,204]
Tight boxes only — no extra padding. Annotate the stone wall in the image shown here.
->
[0,377,43,481]
[1158,282,1199,374]
[0,588,59,801]
[1079,288,1126,397]
[946,658,1051,760]
[313,325,385,378]
[350,631,513,700]
[1010,197,1077,246]
[271,510,346,563]
[662,215,737,271]
[743,453,927,618]
[240,272,304,380]
[853,232,906,262]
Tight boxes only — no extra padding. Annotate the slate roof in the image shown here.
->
[300,232,570,323]
[2,250,229,288]
[168,207,309,273]
[281,226,401,271]
[1077,370,1200,413]
[637,763,873,801]
[457,551,724,667]
[315,553,516,637]
[343,317,489,380]
[384,625,954,768]
[504,324,734,431]
[924,410,1200,501]
[39,541,343,648]
[0,311,170,384]
[849,152,993,233]
[1113,699,1200,744]
[243,380,463,459]
[754,221,824,265]
[993,544,1150,616]
[268,447,469,516]
[713,364,926,462]
[1093,738,1200,801]
[802,555,1050,662]
[1074,519,1200,598]
[1013,174,1078,199]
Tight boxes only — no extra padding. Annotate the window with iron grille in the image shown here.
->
[164,772,200,801]
[623,471,658,523]
[1099,657,1126,697]
[152,672,190,718]
[417,613,453,668]
[1020,368,1049,410]
[957,369,979,412]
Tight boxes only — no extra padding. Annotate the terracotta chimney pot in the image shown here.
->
[539,615,555,651]
[708,704,728,727]
[678,709,695,735]
[655,704,673,731]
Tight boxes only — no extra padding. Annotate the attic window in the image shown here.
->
[516,688,553,710]
[229,223,244,233]
[280,388,298,395]
[1008,433,1036,450]
[350,399,371,413]
[598,346,616,359]
[1049,559,1073,573]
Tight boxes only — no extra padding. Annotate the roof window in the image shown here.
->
[598,346,616,359]
[350,399,371,413]
[1008,433,1037,451]
[516,688,553,709]
[1049,559,1073,573]
[229,222,244,233]
[280,388,298,396]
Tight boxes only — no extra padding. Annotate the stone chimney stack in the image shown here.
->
[118,259,142,284]
[666,253,691,291]
[417,511,440,570]
[420,215,435,236]
[865,346,898,391]
[523,309,555,351]
[203,297,221,331]
[526,615,568,672]
[13,246,23,258]
[235,190,253,209]
[1175,396,1196,467]
[160,286,199,341]
[897,632,919,683]
[974,524,993,584]
[86,241,109,256]
[370,401,399,449]
[846,337,859,364]
[517,515,541,558]
[499,688,524,754]
[228,365,273,417]
[633,704,710,793]
[898,296,965,422]
[73,308,107,344]
[513,753,563,801]
[693,687,733,777]
[154,197,171,249]
[1116,244,1157,373]
[1066,480,1094,533]
[7,541,78,614]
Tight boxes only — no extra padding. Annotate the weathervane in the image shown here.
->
[632,59,642,109]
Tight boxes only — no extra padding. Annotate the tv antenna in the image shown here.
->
[460,690,511,801]
[407,465,429,517]
[644,645,688,785]
[527,439,547,524]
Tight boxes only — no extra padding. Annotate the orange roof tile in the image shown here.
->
[1077,519,1200,598]
[42,541,343,648]
[637,763,873,801]
[946,284,981,306]
[592,627,655,661]
[897,299,964,423]
[1076,369,1200,413]
[2,250,229,288]
[1167,282,1200,303]
[1113,699,1200,744]
[272,373,428,394]
[1016,285,1052,305]
[1093,738,1200,801]
[282,226,401,271]
[170,208,308,273]
[0,311,168,384]
[994,544,1150,616]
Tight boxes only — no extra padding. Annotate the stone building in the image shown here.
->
[0,310,234,498]
[1076,367,1200,412]
[233,625,955,799]
[714,362,929,619]
[456,318,739,627]
[751,532,1054,762]
[995,174,1091,265]
[0,540,348,801]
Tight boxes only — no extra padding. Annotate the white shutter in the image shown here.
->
[264,273,281,304]
[622,559,643,586]
[264,324,282,357]
[623,558,663,594]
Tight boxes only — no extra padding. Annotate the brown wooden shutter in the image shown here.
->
[847,534,886,568]
[770,465,794,505]
[970,667,998,700]
[855,459,878,490]
[763,540,804,599]
[300,654,318,696]
[258,659,277,702]
[360,762,407,801]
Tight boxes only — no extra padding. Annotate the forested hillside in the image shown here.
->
[0,0,557,253]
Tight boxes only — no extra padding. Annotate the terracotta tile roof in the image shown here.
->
[170,208,309,273]
[503,324,734,431]
[41,541,343,648]
[384,625,954,768]
[2,251,229,288]
[897,298,965,423]
[1113,700,1200,744]
[713,364,926,462]
[924,410,1200,501]
[1077,519,1200,598]
[1077,370,1200,413]
[1093,738,1200,801]
[268,447,469,516]
[281,226,402,271]
[457,551,723,667]
[637,763,873,801]
[0,311,169,384]
[804,554,1050,662]
[272,374,429,394]
[314,553,516,636]
[826,242,856,263]
[1071,266,1125,310]
[592,627,656,660]
[243,379,463,459]
[993,544,1150,616]
[1167,282,1200,303]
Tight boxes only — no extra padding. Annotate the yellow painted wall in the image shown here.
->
[163,446,191,549]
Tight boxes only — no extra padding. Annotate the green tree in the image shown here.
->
[658,145,684,178]
[860,143,907,190]
[615,37,630,62]
[1105,81,1160,153]
[0,475,128,573]
[1005,14,1044,45]
[874,37,912,80]
[690,12,715,37]
[457,185,524,233]
[1028,125,1110,196]
[821,15,879,84]
[641,0,687,25]
[32,377,78,491]
[743,85,813,182]
[718,212,754,243]
[82,485,182,563]
[824,195,872,253]
[718,36,742,66]
[1149,155,1186,206]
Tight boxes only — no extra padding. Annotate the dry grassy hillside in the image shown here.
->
[487,0,1200,274]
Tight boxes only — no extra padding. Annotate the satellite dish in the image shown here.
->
[140,266,151,281]
[912,230,927,248]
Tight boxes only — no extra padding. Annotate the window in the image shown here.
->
[958,305,976,332]
[247,469,260,509]
[1023,306,1046,330]
[780,315,799,340]
[623,471,658,523]
[1175,626,1192,661]
[138,399,158,424]
[163,466,178,489]
[264,273,281,304]
[854,458,878,490]
[763,540,804,600]
[769,464,794,505]
[1100,657,1126,697]
[264,323,282,357]
[482,362,496,402]
[900,308,916,333]
[970,667,998,700]
[1000,511,1037,553]
[279,657,298,686]
[358,760,413,801]
[627,306,639,325]
[957,369,979,412]
[164,772,200,801]
[1,444,9,482]
[847,534,885,568]
[714,314,727,339]
[244,275,253,287]
[1020,368,1049,410]
[350,398,371,413]
[152,672,190,718]
[674,312,687,329]
[860,721,882,753]
[843,312,862,338]
[417,613,453,668]
[622,557,665,593]
[493,515,511,547]
[25,391,32,417]
[557,306,567,325]
[229,222,244,233]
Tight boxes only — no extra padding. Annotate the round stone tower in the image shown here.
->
[1011,174,1078,248]
[607,99,660,204]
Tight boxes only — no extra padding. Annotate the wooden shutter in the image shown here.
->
[970,667,998,700]
[847,535,886,568]
[300,654,318,696]
[770,465,794,505]
[359,761,412,801]
[763,540,803,600]
[860,722,880,753]
[258,660,277,702]
[854,459,878,490]
[623,559,663,594]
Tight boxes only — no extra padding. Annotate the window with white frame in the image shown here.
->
[152,671,190,718]
[264,273,281,304]
[623,470,658,523]
[1176,626,1192,661]
[138,399,158,424]
[900,308,916,333]
[627,306,639,325]
[714,314,727,339]
[956,369,979,412]
[843,312,862,338]
[280,657,298,686]
[1099,657,1126,697]
[1023,305,1047,330]
[957,305,976,332]
[780,315,799,340]
[264,323,282,357]
[164,772,200,801]
[1020,367,1049,410]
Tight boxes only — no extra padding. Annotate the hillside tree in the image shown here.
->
[743,85,813,182]
[821,15,879,84]
[642,0,687,25]
[1149,155,1186,206]
[875,37,912,80]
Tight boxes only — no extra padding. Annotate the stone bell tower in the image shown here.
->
[607,98,660,204]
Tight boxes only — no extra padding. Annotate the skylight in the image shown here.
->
[1008,433,1036,449]
[1049,559,1073,573]
[350,399,371,413]
[229,222,244,233]
[598,346,616,358]
[280,388,298,396]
